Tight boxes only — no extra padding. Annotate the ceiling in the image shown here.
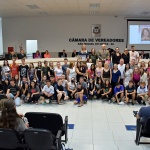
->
[0,0,150,17]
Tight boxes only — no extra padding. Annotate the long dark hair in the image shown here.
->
[3,60,9,67]
[0,99,20,129]
[125,63,130,72]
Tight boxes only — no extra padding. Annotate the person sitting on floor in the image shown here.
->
[112,82,124,105]
[41,80,54,104]
[137,82,148,106]
[54,78,68,105]
[125,80,136,105]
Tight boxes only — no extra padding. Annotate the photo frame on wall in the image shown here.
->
[92,24,101,37]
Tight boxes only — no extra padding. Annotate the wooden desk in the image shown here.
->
[0,58,77,66]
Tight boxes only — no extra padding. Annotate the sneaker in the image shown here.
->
[119,101,125,105]
[45,99,49,104]
[108,100,111,104]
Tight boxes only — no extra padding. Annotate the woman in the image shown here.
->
[34,50,41,58]
[101,79,112,103]
[140,68,148,86]
[66,62,76,82]
[87,64,95,80]
[140,61,147,71]
[27,81,40,104]
[101,63,112,84]
[21,82,29,102]
[14,74,20,86]
[95,78,103,99]
[122,48,130,64]
[132,67,140,89]
[147,61,150,72]
[95,61,103,82]
[67,77,76,99]
[61,74,68,97]
[111,64,121,94]
[141,28,150,41]
[44,50,51,58]
[28,63,35,81]
[88,78,96,99]
[89,48,98,64]
[3,79,10,94]
[35,61,42,83]
[78,44,89,60]
[49,62,55,76]
[112,47,122,64]
[124,63,133,87]
[54,62,63,80]
[75,62,84,82]
[40,75,47,91]
[0,99,27,132]
[2,60,11,81]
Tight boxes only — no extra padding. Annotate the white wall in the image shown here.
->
[2,16,127,54]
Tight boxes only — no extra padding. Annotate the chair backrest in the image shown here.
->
[0,128,22,149]
[24,128,55,150]
[144,117,150,134]
[25,112,63,136]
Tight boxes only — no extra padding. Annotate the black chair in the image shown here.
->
[25,112,68,143]
[0,128,26,150]
[24,128,62,150]
[135,118,150,145]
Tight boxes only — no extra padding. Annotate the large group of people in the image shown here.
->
[0,44,150,107]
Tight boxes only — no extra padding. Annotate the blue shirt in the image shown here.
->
[138,106,150,123]
[114,85,124,95]
[112,70,121,82]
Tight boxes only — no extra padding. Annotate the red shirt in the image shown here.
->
[10,63,19,77]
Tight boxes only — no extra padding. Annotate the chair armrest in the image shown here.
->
[56,130,62,139]
[56,130,62,150]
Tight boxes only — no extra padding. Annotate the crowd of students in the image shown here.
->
[0,44,150,107]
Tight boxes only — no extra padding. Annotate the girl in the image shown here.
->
[132,67,140,89]
[140,68,148,86]
[124,63,133,87]
[2,60,11,81]
[75,62,84,82]
[66,62,76,82]
[95,61,103,82]
[21,82,29,102]
[95,78,103,99]
[54,62,63,80]
[87,64,95,80]
[88,78,96,99]
[101,79,112,103]
[49,62,55,76]
[27,81,40,104]
[14,74,20,86]
[35,61,42,83]
[28,63,35,81]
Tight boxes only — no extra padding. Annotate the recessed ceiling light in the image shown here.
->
[27,5,40,9]
[89,3,100,9]
[39,12,48,16]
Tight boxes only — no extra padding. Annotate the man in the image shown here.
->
[130,59,137,70]
[137,82,148,105]
[41,60,50,79]
[112,82,124,105]
[18,49,26,59]
[19,58,29,80]
[6,78,20,106]
[98,44,110,61]
[118,58,125,85]
[42,80,54,104]
[54,78,68,105]
[129,45,139,65]
[50,75,57,87]
[125,80,136,105]
[62,58,69,76]
[60,49,67,58]
[10,58,19,78]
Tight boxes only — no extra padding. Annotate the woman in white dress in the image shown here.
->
[66,62,76,82]
[124,63,133,87]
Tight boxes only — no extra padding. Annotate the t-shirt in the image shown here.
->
[54,84,64,93]
[103,85,112,93]
[129,51,139,64]
[35,67,42,78]
[118,64,125,79]
[54,67,63,77]
[81,82,87,89]
[42,85,54,94]
[28,86,40,94]
[8,85,20,96]
[125,85,136,93]
[137,86,148,94]
[114,85,124,95]
[112,70,121,82]
[62,64,69,75]
[138,106,150,123]
[42,66,50,78]
[19,65,29,78]
[10,63,19,77]
[68,82,77,90]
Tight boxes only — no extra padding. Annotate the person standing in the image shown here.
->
[89,48,98,64]
[129,45,139,65]
[112,47,122,64]
[41,60,50,80]
[122,48,130,64]
[118,59,125,85]
[10,58,19,78]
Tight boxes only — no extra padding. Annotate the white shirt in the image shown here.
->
[54,67,63,77]
[118,64,125,79]
[42,85,54,94]
[137,86,148,94]
[129,51,139,64]
[68,82,77,90]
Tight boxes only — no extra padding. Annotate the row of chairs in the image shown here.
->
[0,112,68,150]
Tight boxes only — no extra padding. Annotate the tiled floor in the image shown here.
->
[16,100,150,150]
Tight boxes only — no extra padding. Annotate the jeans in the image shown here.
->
[6,93,21,106]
